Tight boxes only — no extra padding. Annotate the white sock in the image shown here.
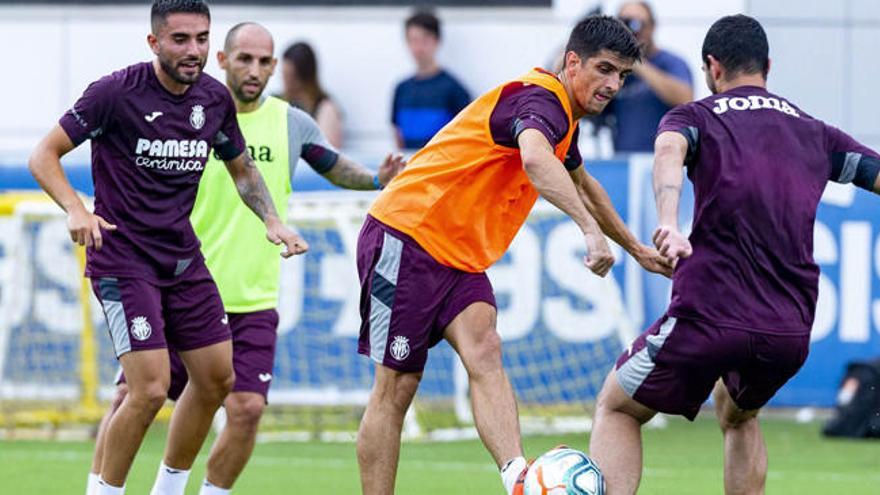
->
[87,472,101,495]
[500,456,527,495]
[199,479,231,495]
[97,477,125,495]
[150,462,191,495]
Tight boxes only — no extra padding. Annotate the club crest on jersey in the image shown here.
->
[130,316,152,341]
[190,105,206,130]
[390,336,410,361]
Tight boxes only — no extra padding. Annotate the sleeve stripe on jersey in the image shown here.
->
[831,151,880,190]
[301,143,339,174]
[213,130,243,162]
[831,151,860,184]
[673,126,699,165]
[854,155,880,190]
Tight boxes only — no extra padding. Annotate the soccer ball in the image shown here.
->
[522,446,605,495]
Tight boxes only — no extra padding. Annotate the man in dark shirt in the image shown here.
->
[607,1,693,152]
[27,2,306,494]
[391,9,471,150]
[589,15,880,495]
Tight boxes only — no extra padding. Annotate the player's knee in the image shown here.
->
[226,395,265,430]
[391,372,421,411]
[129,381,168,413]
[719,409,759,431]
[372,370,421,415]
[461,329,503,378]
[111,383,128,412]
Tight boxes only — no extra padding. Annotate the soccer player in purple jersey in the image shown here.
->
[28,2,307,494]
[85,22,404,495]
[589,15,880,495]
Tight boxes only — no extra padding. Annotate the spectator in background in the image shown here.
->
[608,1,693,153]
[280,41,344,149]
[392,9,471,150]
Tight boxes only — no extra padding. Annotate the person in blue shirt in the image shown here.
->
[608,1,693,152]
[391,10,471,150]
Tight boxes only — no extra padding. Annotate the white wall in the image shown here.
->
[1,0,879,162]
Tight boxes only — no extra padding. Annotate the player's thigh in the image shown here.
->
[723,332,810,412]
[443,303,501,371]
[92,277,167,357]
[596,370,657,424]
[228,309,279,400]
[162,258,231,353]
[118,348,171,396]
[615,315,747,420]
[439,271,497,345]
[357,220,460,374]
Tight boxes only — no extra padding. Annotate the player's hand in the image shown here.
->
[583,232,615,277]
[67,204,116,250]
[652,225,692,268]
[377,153,406,187]
[635,244,674,278]
[266,217,309,258]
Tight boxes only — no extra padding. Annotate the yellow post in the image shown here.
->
[76,244,100,415]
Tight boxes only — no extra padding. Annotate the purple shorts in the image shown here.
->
[117,309,280,401]
[616,314,810,420]
[357,216,496,373]
[91,256,230,358]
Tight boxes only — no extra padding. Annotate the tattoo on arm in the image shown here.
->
[323,156,376,190]
[236,153,278,222]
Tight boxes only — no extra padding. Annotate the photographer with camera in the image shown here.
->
[609,1,693,153]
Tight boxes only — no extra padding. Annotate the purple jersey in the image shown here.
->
[490,82,582,170]
[59,62,245,283]
[658,85,880,335]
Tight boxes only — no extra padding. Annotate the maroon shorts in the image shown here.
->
[91,257,230,358]
[356,216,496,373]
[117,309,280,401]
[615,314,810,420]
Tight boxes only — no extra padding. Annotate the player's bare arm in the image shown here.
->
[518,128,614,277]
[652,131,692,265]
[322,153,405,190]
[874,173,880,194]
[225,150,308,257]
[569,166,672,277]
[28,124,117,250]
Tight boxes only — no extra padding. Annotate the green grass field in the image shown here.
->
[1,417,877,494]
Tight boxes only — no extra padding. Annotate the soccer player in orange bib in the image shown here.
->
[355,15,671,495]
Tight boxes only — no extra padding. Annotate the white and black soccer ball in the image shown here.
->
[522,446,605,495]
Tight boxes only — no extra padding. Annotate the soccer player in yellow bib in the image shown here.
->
[86,22,404,495]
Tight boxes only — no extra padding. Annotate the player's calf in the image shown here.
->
[357,366,422,495]
[202,392,267,491]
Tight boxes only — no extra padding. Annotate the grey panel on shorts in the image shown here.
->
[369,233,403,363]
[174,257,193,276]
[99,277,131,357]
[617,316,677,397]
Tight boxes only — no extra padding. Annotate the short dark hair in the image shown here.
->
[151,0,211,33]
[405,10,441,40]
[565,15,642,63]
[702,14,769,78]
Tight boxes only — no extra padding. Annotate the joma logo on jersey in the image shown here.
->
[712,95,800,117]
[212,145,274,163]
[135,138,209,158]
[134,138,209,172]
[247,145,275,162]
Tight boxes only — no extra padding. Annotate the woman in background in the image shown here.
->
[280,41,344,149]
